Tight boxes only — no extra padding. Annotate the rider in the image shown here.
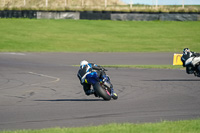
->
[181,48,200,74]
[77,60,107,96]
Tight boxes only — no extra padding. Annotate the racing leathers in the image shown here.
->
[181,51,200,74]
[77,63,105,96]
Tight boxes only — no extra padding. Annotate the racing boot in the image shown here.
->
[85,89,94,96]
[111,88,118,100]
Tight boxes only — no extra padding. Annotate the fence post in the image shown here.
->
[24,0,26,6]
[105,0,107,8]
[182,0,184,8]
[130,0,133,8]
[46,0,48,7]
[155,0,158,9]
[65,0,66,7]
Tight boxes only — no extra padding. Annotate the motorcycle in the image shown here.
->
[184,56,200,77]
[84,67,118,101]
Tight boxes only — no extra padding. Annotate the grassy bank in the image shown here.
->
[102,65,183,69]
[73,65,183,69]
[0,19,200,52]
[1,119,200,133]
[0,0,200,13]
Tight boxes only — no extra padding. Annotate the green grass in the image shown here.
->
[0,19,199,133]
[1,119,200,133]
[102,65,183,69]
[0,19,200,52]
[74,65,184,69]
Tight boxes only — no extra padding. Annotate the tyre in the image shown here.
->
[197,65,200,77]
[198,65,200,72]
[93,83,111,101]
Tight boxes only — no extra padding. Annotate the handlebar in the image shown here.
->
[100,66,107,71]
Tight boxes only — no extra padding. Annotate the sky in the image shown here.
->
[122,0,200,5]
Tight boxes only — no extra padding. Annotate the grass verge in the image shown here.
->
[1,119,200,133]
[74,65,183,70]
[0,19,200,52]
[102,65,183,69]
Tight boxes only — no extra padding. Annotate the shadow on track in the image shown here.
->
[144,79,200,82]
[35,99,104,102]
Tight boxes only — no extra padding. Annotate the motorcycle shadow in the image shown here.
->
[35,99,104,102]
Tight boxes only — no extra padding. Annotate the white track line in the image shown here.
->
[0,52,26,55]
[28,72,60,86]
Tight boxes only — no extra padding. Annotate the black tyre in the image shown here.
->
[197,65,200,77]
[198,65,200,72]
[94,83,111,101]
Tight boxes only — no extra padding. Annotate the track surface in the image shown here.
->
[0,52,200,130]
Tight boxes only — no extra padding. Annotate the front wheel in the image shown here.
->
[93,83,111,101]
[197,65,200,77]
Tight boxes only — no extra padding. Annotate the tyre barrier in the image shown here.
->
[0,10,37,18]
[0,10,199,21]
[80,11,111,20]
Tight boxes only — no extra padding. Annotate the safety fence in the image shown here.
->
[0,10,199,21]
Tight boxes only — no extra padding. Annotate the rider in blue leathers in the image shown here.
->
[77,60,106,96]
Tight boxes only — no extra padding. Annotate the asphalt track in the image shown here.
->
[0,52,200,130]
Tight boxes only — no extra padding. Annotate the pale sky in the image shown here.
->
[122,0,200,5]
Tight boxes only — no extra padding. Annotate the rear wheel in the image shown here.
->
[93,83,111,101]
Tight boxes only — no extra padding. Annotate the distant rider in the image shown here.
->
[77,60,107,96]
[181,48,200,74]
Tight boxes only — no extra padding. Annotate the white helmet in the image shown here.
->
[80,60,88,67]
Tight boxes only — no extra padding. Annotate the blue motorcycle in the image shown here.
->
[85,67,118,101]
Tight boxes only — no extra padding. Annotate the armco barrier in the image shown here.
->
[0,10,199,21]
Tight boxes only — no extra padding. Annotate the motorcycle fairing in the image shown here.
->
[185,57,194,66]
[192,57,200,66]
[185,57,200,67]
[85,71,99,85]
